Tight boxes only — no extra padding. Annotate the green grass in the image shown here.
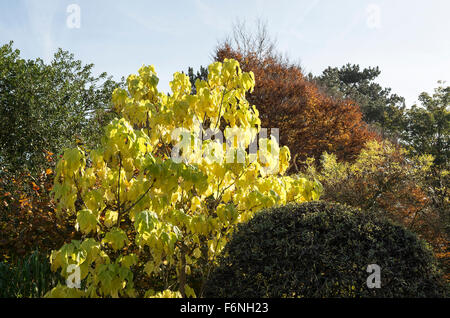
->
[0,250,60,298]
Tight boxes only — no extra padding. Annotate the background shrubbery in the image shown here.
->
[0,161,79,260]
[301,140,449,281]
[205,201,448,298]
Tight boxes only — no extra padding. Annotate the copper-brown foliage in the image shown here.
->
[214,45,377,171]
[0,153,78,261]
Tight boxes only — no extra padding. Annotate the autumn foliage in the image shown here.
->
[302,140,449,281]
[0,152,78,260]
[214,44,377,171]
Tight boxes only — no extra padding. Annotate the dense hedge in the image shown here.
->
[205,201,448,297]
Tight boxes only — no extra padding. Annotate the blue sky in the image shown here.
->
[0,0,449,106]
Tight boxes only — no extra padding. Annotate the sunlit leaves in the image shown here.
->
[104,210,118,228]
[103,228,129,251]
[76,209,98,234]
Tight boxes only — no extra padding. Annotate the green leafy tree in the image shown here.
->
[402,83,450,278]
[0,41,121,175]
[403,82,449,168]
[311,64,406,139]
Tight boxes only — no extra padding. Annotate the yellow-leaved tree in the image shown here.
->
[45,59,322,298]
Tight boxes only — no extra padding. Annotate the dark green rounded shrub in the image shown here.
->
[205,201,447,297]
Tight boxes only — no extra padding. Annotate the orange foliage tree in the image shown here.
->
[212,43,376,171]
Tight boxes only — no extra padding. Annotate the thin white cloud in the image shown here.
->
[194,0,229,31]
[281,0,321,32]
[24,0,59,62]
[122,8,179,36]
[276,0,321,58]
